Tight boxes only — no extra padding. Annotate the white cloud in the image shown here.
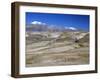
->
[31,21,46,25]
[65,26,77,30]
[69,27,77,30]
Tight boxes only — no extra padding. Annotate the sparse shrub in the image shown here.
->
[78,43,84,47]
[74,46,78,49]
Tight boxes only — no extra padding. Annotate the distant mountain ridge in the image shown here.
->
[26,21,82,32]
[26,21,89,45]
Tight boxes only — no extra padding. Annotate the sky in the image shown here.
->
[26,12,90,31]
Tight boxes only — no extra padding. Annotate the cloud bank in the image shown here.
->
[31,21,77,31]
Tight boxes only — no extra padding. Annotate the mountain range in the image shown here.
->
[26,21,79,32]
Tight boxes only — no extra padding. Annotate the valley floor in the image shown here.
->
[26,40,89,67]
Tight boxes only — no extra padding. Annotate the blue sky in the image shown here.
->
[26,12,89,31]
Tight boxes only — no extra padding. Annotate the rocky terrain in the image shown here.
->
[25,23,89,67]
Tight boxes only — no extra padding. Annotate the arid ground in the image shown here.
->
[26,31,89,67]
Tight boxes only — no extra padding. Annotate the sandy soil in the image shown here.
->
[26,40,89,67]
